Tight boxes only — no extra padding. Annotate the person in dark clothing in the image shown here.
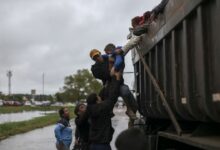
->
[86,72,122,150]
[73,127,81,150]
[115,128,147,150]
[73,103,90,150]
[90,49,113,85]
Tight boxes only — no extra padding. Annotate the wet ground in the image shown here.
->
[0,111,56,124]
[0,107,128,150]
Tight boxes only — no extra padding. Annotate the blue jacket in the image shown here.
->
[54,119,72,148]
[102,47,124,72]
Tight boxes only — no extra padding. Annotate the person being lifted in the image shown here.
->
[90,47,138,126]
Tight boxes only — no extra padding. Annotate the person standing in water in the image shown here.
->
[54,107,72,150]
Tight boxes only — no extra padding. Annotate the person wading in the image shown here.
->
[54,107,72,150]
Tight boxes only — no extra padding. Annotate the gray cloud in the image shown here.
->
[0,0,160,94]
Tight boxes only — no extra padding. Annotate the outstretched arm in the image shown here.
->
[121,35,141,56]
[152,0,169,15]
[89,74,121,117]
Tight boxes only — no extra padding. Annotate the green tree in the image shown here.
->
[0,92,4,99]
[56,69,102,102]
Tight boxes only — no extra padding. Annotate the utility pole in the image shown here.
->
[7,70,12,96]
[42,73,45,101]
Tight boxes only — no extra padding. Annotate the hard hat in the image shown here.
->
[90,49,101,59]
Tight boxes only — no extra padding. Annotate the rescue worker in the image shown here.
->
[73,103,90,150]
[54,107,72,150]
[90,49,138,125]
[86,71,121,150]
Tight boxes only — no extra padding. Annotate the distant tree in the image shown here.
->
[55,69,102,102]
[0,94,54,102]
[0,92,5,99]
[34,94,54,101]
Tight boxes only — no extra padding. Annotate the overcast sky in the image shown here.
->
[0,0,160,95]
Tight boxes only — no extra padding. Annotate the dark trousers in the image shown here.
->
[73,142,89,150]
[120,84,138,112]
[90,144,111,150]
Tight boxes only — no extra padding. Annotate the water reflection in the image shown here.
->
[0,111,56,124]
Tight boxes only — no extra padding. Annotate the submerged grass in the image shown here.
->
[0,106,64,114]
[0,107,75,141]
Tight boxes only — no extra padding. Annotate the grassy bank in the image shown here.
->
[0,106,67,114]
[0,107,75,141]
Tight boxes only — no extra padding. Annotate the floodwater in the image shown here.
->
[0,108,128,150]
[0,111,56,124]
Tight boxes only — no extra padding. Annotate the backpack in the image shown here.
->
[91,58,111,83]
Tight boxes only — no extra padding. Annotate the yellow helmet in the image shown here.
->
[90,49,101,59]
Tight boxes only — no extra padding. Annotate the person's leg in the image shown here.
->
[81,142,90,150]
[119,84,138,119]
[90,144,111,150]
[56,144,61,150]
[56,143,69,150]
[64,146,70,150]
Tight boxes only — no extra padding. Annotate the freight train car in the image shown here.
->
[131,0,220,149]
